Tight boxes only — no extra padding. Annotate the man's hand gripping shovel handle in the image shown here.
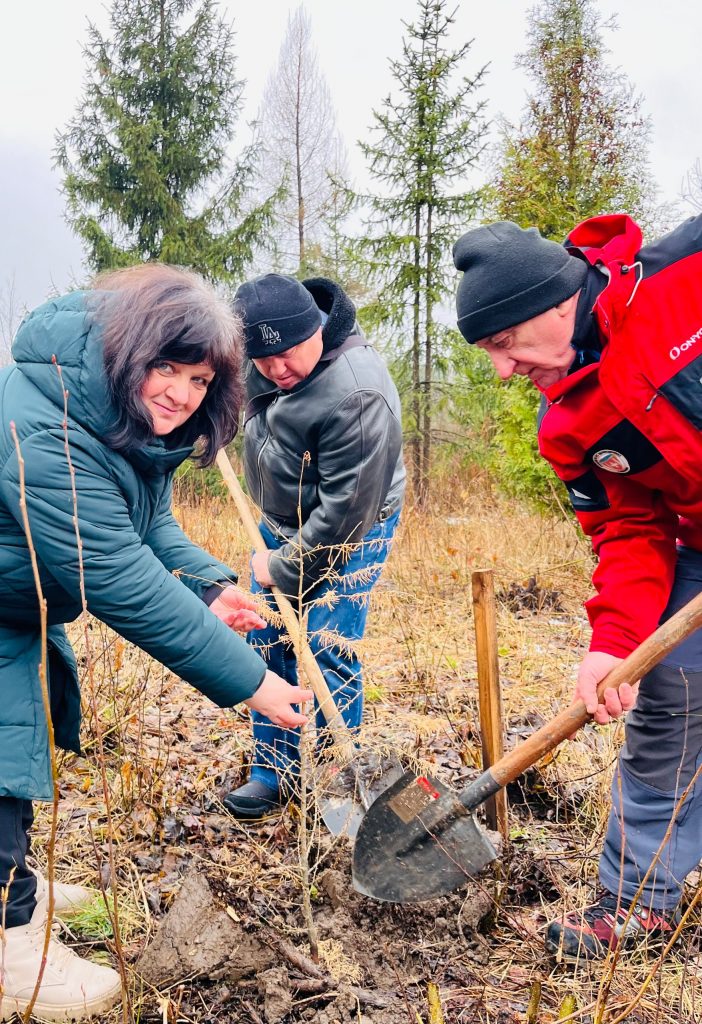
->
[460,589,702,813]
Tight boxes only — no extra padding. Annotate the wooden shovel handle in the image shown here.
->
[216,450,356,758]
[490,589,702,788]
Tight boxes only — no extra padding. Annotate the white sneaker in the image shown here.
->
[0,897,122,1022]
[31,867,95,918]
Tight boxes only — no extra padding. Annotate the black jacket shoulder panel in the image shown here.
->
[640,215,702,277]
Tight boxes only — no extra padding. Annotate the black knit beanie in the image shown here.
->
[234,273,322,358]
[453,222,587,344]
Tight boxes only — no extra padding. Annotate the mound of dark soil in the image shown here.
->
[499,577,564,616]
[136,833,499,1023]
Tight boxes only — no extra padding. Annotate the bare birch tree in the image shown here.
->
[682,159,702,213]
[0,277,22,366]
[256,5,348,273]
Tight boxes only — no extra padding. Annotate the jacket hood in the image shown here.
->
[565,214,643,269]
[302,277,358,352]
[11,291,195,475]
[13,291,113,436]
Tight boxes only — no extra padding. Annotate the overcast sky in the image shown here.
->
[1,0,700,323]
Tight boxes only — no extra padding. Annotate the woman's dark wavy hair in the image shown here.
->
[88,264,244,466]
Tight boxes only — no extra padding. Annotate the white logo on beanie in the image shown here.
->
[259,323,282,345]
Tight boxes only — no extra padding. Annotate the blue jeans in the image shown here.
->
[247,511,399,792]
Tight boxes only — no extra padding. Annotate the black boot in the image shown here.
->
[223,780,282,820]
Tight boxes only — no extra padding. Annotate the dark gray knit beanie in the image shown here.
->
[452,222,587,343]
[234,273,322,358]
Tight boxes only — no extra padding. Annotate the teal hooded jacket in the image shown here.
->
[0,292,266,801]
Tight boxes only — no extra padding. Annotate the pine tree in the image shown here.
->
[55,0,278,281]
[491,0,654,237]
[355,0,488,504]
[484,0,656,506]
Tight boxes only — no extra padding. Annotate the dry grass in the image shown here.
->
[27,475,702,1022]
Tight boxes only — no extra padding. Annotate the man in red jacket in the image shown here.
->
[452,215,702,960]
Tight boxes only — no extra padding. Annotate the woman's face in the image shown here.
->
[141,360,215,435]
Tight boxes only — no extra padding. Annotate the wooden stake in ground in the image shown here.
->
[471,569,508,840]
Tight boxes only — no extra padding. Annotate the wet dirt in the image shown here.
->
[137,834,497,1023]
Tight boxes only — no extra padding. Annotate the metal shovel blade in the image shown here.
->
[352,593,702,902]
[317,751,406,838]
[352,770,497,902]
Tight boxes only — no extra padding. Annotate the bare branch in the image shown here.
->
[254,5,349,272]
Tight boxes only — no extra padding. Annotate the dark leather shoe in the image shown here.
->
[223,780,282,820]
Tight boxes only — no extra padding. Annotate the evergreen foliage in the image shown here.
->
[55,0,278,280]
[470,0,656,508]
[490,0,654,236]
[352,0,488,504]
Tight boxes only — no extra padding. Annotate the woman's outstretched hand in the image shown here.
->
[209,584,267,633]
[244,671,313,728]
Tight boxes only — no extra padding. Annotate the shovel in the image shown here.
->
[216,450,403,836]
[352,589,702,902]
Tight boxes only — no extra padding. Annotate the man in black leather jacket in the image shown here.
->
[224,273,405,819]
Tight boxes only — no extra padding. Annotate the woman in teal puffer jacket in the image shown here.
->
[0,263,311,1023]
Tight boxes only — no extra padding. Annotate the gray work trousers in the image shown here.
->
[600,546,702,911]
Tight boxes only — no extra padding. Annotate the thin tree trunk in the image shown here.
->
[411,207,422,503]
[414,54,428,507]
[155,0,167,256]
[295,35,305,270]
[421,202,433,506]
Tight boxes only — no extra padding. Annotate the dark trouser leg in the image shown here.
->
[0,797,37,927]
[599,547,702,912]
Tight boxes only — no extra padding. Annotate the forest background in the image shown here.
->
[5,3,702,1020]
[3,0,702,507]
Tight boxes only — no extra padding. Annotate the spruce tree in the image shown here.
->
[355,0,488,504]
[55,0,277,281]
